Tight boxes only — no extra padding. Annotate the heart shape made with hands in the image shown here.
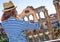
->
[23,8,36,16]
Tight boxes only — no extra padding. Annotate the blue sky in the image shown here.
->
[0,0,56,22]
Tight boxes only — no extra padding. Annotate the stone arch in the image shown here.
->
[34,6,54,39]
[23,14,34,22]
[23,6,54,39]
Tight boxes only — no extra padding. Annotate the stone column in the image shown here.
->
[43,9,54,39]
[37,12,44,29]
[53,0,60,25]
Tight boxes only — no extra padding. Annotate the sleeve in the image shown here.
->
[24,21,40,30]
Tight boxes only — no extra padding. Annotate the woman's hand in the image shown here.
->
[19,8,36,17]
[17,9,26,19]
[17,7,38,22]
[17,8,36,19]
[24,8,36,16]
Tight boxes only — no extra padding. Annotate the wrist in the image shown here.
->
[33,14,38,22]
[33,14,36,17]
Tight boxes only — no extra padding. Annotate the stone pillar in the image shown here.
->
[43,9,54,39]
[37,12,45,30]
[53,0,60,25]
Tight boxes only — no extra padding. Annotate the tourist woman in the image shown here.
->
[1,1,39,42]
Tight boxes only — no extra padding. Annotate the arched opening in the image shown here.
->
[23,16,28,21]
[39,12,47,29]
[40,12,45,18]
[29,15,34,21]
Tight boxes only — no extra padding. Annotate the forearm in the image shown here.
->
[33,13,38,22]
[17,13,24,19]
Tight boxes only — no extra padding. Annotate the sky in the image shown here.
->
[0,0,56,22]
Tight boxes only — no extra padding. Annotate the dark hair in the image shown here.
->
[1,8,17,21]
